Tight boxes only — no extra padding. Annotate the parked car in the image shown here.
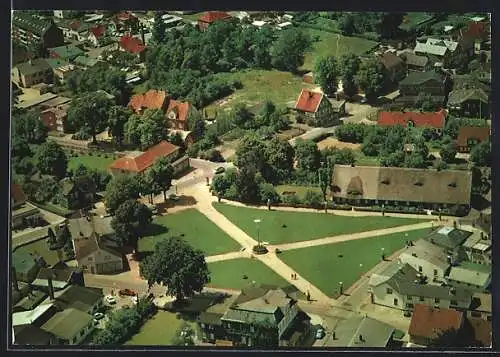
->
[105,295,116,304]
[214,167,225,175]
[315,328,325,339]
[169,193,180,201]
[93,312,105,321]
[119,289,136,297]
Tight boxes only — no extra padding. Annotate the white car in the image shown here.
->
[93,312,105,321]
[105,295,116,304]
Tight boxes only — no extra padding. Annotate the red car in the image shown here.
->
[119,289,136,297]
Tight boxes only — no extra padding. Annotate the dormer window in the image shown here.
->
[381,178,390,185]
[448,182,457,188]
[414,181,423,186]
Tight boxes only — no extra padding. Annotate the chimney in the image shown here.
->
[412,253,417,257]
[450,287,456,295]
[28,59,33,65]
[480,232,484,239]
[12,268,19,292]
[47,274,55,300]
[359,335,364,342]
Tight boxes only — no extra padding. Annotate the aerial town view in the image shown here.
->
[10,10,492,348]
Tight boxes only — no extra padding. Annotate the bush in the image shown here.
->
[303,190,324,208]
[282,193,302,207]
[232,80,243,90]
[88,152,93,156]
[224,184,240,201]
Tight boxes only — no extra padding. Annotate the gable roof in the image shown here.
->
[167,100,191,122]
[55,285,103,312]
[12,184,27,205]
[73,233,122,261]
[14,324,54,345]
[49,45,85,61]
[128,89,168,113]
[403,52,429,68]
[68,216,114,239]
[332,165,472,205]
[456,127,490,147]
[378,110,447,129]
[400,71,443,86]
[295,89,324,113]
[379,52,404,70]
[425,227,473,250]
[414,42,448,56]
[90,25,106,38]
[329,316,395,347]
[409,304,464,339]
[399,239,451,271]
[41,307,92,340]
[448,88,489,105]
[109,141,180,173]
[16,59,52,76]
[426,38,458,52]
[448,265,491,288]
[13,12,54,36]
[120,35,146,54]
[12,303,56,327]
[74,55,100,68]
[199,11,232,23]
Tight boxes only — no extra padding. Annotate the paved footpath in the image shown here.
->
[205,251,250,263]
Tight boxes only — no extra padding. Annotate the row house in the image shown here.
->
[12,12,64,50]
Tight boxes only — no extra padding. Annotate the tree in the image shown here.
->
[235,166,260,203]
[295,139,320,172]
[256,100,276,127]
[111,199,152,252]
[105,174,140,214]
[232,103,255,129]
[318,166,331,201]
[68,92,112,144]
[339,53,361,99]
[379,13,404,39]
[269,109,290,131]
[187,111,205,140]
[440,140,458,163]
[12,110,47,144]
[416,92,440,112]
[271,28,311,72]
[339,14,355,36]
[262,137,294,184]
[152,11,166,44]
[149,157,174,202]
[470,140,491,167]
[35,141,68,179]
[211,173,233,197]
[124,109,169,150]
[108,106,132,146]
[405,152,427,168]
[380,151,405,167]
[259,183,280,204]
[235,134,266,172]
[355,58,387,102]
[314,56,339,97]
[12,137,32,159]
[303,190,324,208]
[140,237,210,302]
[336,123,366,143]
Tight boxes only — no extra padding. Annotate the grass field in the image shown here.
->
[125,311,195,346]
[354,151,381,166]
[301,30,379,72]
[276,185,322,199]
[208,258,289,290]
[206,69,315,111]
[213,203,428,244]
[14,238,61,267]
[68,154,115,172]
[280,228,431,297]
[139,208,240,255]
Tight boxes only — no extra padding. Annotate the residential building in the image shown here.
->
[74,55,100,69]
[11,183,42,230]
[327,316,395,347]
[331,165,472,212]
[166,99,196,131]
[378,52,406,83]
[447,88,489,118]
[12,303,58,328]
[452,21,490,53]
[369,262,472,311]
[455,127,490,153]
[302,72,314,84]
[328,98,347,116]
[88,25,106,47]
[13,324,56,345]
[466,317,492,347]
[425,226,472,252]
[377,109,447,136]
[461,228,491,265]
[198,12,232,31]
[468,292,491,321]
[54,285,104,314]
[408,304,464,346]
[401,52,430,72]
[40,104,71,133]
[119,35,147,61]
[12,251,42,284]
[48,45,86,63]
[59,176,96,210]
[40,308,94,345]
[398,239,451,283]
[12,12,64,49]
[398,71,447,104]
[294,89,338,124]
[199,285,311,347]
[114,11,139,34]
[68,216,123,275]
[198,294,239,343]
[45,58,77,84]
[128,89,168,114]
[56,20,91,42]
[32,267,84,292]
[12,59,54,88]
[447,263,491,292]
[414,38,459,62]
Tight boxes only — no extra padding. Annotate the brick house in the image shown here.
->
[198,12,232,31]
[294,89,339,124]
[377,109,447,136]
[12,12,64,50]
[11,184,42,230]
[408,304,464,346]
[128,89,168,114]
[40,103,70,133]
[12,59,54,88]
[119,35,147,61]
[455,127,490,153]
[331,165,472,213]
[109,140,189,176]
[88,25,106,47]
[59,176,96,210]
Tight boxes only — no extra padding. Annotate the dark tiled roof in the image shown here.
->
[14,325,53,345]
[13,12,53,36]
[403,53,429,67]
[54,285,103,312]
[448,88,489,105]
[426,227,473,250]
[74,234,122,261]
[400,71,443,86]
[16,59,52,76]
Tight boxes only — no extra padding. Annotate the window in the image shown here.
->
[487,315,492,321]
[406,303,414,308]
[471,311,481,318]
[435,297,440,303]
[407,295,413,300]
[433,269,438,276]
[386,288,393,294]
[418,266,423,273]
[394,298,398,306]
[450,300,458,306]
[419,296,425,302]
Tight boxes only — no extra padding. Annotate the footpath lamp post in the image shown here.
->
[381,247,385,261]
[254,219,262,246]
[339,281,343,295]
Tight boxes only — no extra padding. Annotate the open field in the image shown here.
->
[139,208,241,255]
[317,137,362,151]
[208,258,289,290]
[68,154,115,172]
[301,30,379,72]
[125,311,195,345]
[213,203,428,244]
[279,228,431,297]
[206,69,315,111]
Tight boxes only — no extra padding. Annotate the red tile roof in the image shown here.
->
[120,35,146,54]
[409,305,464,340]
[295,89,324,113]
[467,317,492,347]
[199,11,232,23]
[128,90,168,113]
[378,109,447,129]
[109,141,180,173]
[167,100,191,122]
[90,25,106,38]
[70,21,81,30]
[456,126,490,147]
[460,22,489,41]
[12,184,26,205]
[117,11,136,22]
